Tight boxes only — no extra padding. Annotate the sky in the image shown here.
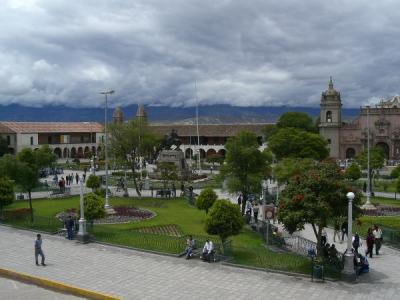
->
[1,0,400,109]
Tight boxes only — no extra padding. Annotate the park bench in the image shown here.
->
[49,187,71,198]
[179,239,231,262]
[156,189,171,198]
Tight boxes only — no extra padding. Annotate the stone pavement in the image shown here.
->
[0,277,82,300]
[1,226,400,300]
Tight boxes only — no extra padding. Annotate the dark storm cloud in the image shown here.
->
[1,0,400,108]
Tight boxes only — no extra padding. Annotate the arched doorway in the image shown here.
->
[217,149,226,157]
[199,149,206,159]
[345,148,356,159]
[92,146,96,156]
[63,148,69,158]
[54,147,62,158]
[70,147,77,158]
[376,142,389,159]
[185,148,193,159]
[206,149,216,158]
[77,147,83,158]
[84,146,90,158]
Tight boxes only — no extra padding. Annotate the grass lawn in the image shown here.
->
[369,196,400,207]
[3,195,311,274]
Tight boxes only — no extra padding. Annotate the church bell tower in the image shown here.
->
[319,77,342,158]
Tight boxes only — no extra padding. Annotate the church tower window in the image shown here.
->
[326,111,332,123]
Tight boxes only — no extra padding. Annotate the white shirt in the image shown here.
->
[373,228,382,239]
[203,241,214,253]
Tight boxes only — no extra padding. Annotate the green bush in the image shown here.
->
[0,177,15,213]
[80,193,105,220]
[196,187,217,214]
[205,199,244,243]
[86,174,101,190]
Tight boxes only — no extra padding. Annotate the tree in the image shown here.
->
[356,147,385,195]
[0,176,14,214]
[86,174,101,191]
[396,177,400,196]
[156,162,178,191]
[109,118,161,196]
[218,131,272,212]
[268,128,329,161]
[273,158,314,184]
[0,146,56,221]
[276,112,316,132]
[278,159,362,256]
[80,193,106,221]
[0,136,8,157]
[196,187,217,214]
[205,199,244,244]
[345,162,362,182]
[262,124,278,142]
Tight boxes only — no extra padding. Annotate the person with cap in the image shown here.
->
[201,239,214,262]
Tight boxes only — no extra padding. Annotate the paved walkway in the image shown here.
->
[1,226,400,299]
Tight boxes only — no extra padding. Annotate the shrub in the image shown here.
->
[0,177,15,213]
[86,174,101,191]
[196,187,218,214]
[4,208,32,219]
[205,199,244,243]
[79,193,105,220]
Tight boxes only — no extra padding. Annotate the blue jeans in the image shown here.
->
[67,227,73,240]
[185,247,193,258]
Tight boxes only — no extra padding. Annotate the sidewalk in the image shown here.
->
[1,226,399,299]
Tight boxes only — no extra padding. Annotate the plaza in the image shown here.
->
[1,225,399,300]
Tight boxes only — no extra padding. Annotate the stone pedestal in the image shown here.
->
[342,251,356,282]
[361,203,377,210]
[105,207,116,215]
[76,219,90,243]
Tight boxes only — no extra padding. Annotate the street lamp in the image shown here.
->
[342,191,356,281]
[362,106,376,210]
[77,178,89,243]
[100,89,114,209]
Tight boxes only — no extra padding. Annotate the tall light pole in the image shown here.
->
[362,106,376,210]
[342,191,356,281]
[77,178,89,243]
[100,89,114,209]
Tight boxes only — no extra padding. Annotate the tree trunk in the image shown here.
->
[28,190,33,222]
[312,223,322,257]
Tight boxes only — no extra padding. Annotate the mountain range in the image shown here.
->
[0,104,360,124]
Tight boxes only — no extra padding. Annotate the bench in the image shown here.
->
[179,239,231,262]
[50,187,71,198]
[156,189,171,198]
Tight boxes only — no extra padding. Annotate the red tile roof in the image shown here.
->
[0,122,103,134]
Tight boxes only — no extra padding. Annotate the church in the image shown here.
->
[319,78,400,161]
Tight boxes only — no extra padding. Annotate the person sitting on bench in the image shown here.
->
[184,235,195,259]
[201,239,214,262]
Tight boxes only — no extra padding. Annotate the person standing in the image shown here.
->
[35,234,46,266]
[341,221,348,242]
[237,193,242,207]
[352,233,361,254]
[333,219,341,243]
[373,225,383,255]
[201,239,214,262]
[321,229,327,246]
[75,173,79,184]
[253,202,259,224]
[66,216,74,240]
[365,229,375,258]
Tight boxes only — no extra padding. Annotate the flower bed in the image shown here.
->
[94,206,155,224]
[362,205,400,216]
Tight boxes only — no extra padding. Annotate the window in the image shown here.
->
[326,111,332,123]
[80,135,84,143]
[48,136,52,144]
[7,135,10,145]
[30,136,34,145]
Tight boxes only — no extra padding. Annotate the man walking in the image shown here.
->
[35,234,46,266]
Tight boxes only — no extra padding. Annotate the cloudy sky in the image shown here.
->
[1,0,400,108]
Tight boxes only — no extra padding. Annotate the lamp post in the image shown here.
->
[77,178,89,243]
[362,106,376,210]
[342,191,356,281]
[100,89,114,209]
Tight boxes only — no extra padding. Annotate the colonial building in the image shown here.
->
[319,79,400,160]
[0,122,104,159]
[114,105,268,159]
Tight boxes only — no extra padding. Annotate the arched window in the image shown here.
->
[30,136,34,145]
[346,148,356,159]
[326,111,332,123]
